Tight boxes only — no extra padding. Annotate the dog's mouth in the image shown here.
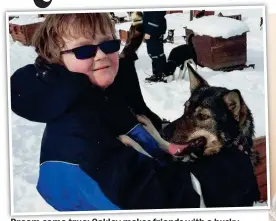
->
[173,136,207,157]
[187,129,223,155]
[187,136,207,148]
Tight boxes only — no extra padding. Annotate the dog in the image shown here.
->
[164,34,198,82]
[163,29,175,44]
[161,62,259,165]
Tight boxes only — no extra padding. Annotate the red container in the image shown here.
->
[193,10,215,17]
[9,22,42,46]
[166,10,183,14]
[253,136,267,202]
[185,28,247,71]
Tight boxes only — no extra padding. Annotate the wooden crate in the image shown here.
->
[253,136,267,202]
[167,10,183,14]
[185,28,247,70]
[9,22,42,46]
[193,10,215,17]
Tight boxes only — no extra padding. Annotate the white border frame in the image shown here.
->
[5,5,270,216]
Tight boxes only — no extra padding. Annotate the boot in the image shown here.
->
[145,74,166,83]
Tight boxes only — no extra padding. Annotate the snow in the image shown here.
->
[9,15,45,25]
[115,21,132,31]
[186,15,250,39]
[114,11,129,18]
[8,8,267,213]
[270,195,276,221]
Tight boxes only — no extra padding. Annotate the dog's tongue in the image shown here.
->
[168,137,207,156]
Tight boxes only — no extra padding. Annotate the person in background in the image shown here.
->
[143,11,167,83]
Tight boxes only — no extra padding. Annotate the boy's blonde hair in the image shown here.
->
[32,13,116,63]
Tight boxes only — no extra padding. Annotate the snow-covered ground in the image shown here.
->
[8,8,267,213]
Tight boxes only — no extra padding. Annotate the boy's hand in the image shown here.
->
[137,115,207,160]
[118,135,152,158]
[136,115,170,151]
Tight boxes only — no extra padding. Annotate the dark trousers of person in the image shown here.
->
[146,35,166,77]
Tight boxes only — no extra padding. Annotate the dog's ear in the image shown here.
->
[223,89,249,125]
[187,62,209,92]
[223,90,242,121]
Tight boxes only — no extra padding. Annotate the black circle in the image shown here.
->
[34,0,52,8]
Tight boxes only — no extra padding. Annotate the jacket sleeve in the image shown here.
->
[127,124,171,161]
[37,149,199,210]
[37,162,120,211]
[11,64,91,123]
[99,95,169,161]
[144,11,166,36]
[115,58,163,131]
[87,141,260,209]
[81,140,200,210]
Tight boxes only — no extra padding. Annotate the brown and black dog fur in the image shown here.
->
[161,63,260,166]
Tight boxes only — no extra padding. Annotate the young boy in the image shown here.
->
[11,13,202,211]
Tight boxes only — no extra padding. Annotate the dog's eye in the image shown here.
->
[197,113,210,121]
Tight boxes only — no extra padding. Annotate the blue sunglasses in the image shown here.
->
[60,39,121,60]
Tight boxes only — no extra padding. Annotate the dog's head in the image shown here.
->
[168,29,175,36]
[163,63,254,156]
